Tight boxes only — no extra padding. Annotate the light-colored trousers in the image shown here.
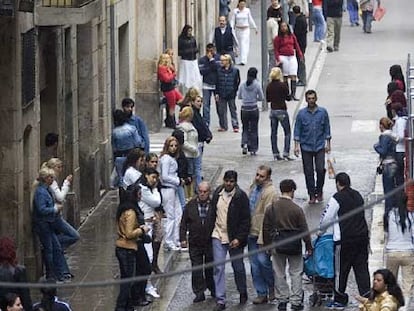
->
[161,188,182,248]
[385,250,414,296]
[235,27,251,64]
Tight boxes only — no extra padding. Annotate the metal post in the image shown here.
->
[407,54,414,179]
[261,0,268,111]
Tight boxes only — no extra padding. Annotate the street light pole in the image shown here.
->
[261,0,268,111]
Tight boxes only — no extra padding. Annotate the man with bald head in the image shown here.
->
[180,181,215,303]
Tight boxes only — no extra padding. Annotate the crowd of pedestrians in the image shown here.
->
[1,1,408,311]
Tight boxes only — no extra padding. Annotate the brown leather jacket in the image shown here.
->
[115,209,144,250]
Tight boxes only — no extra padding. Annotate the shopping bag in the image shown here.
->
[326,153,336,179]
[374,7,386,21]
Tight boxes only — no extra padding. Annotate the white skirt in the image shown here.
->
[178,59,202,91]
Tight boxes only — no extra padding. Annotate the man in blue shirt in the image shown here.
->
[294,89,331,204]
[122,98,150,154]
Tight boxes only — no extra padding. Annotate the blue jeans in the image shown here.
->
[382,162,397,214]
[270,110,291,157]
[241,108,259,152]
[362,10,374,32]
[115,156,127,187]
[33,220,64,280]
[212,238,247,305]
[217,98,239,130]
[52,216,80,274]
[202,89,215,126]
[347,0,359,24]
[115,244,151,309]
[194,144,204,191]
[177,185,186,210]
[312,7,326,41]
[247,236,275,296]
[301,149,326,197]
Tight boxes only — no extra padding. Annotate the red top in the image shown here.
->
[313,0,323,6]
[273,34,303,62]
[157,65,176,83]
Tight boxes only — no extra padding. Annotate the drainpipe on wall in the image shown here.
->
[110,0,116,113]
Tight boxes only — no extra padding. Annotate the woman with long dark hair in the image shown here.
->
[0,293,23,311]
[238,67,264,155]
[384,191,414,296]
[357,269,404,311]
[273,22,303,101]
[389,64,406,93]
[114,183,152,309]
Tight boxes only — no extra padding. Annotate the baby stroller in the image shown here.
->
[304,234,335,307]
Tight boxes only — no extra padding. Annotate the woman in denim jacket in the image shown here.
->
[374,117,398,214]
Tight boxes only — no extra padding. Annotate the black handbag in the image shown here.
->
[141,234,152,244]
[273,229,302,255]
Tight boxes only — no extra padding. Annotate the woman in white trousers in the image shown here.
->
[230,0,258,65]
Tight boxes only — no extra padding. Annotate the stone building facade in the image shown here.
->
[0,0,218,279]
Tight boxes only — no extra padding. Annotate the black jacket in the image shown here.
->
[324,0,344,18]
[198,54,221,86]
[180,197,212,247]
[216,65,240,100]
[293,13,308,53]
[214,26,235,55]
[207,185,250,248]
[178,35,199,60]
[334,187,369,246]
[0,264,33,311]
[192,108,213,143]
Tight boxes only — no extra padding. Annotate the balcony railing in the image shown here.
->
[41,0,93,8]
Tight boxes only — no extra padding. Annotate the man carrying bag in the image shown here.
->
[263,179,313,311]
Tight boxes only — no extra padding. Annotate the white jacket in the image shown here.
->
[177,121,199,158]
[139,183,161,219]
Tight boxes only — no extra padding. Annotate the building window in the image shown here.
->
[22,28,36,108]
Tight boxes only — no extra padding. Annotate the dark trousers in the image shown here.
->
[334,242,371,305]
[301,149,326,197]
[115,244,151,309]
[296,54,307,84]
[241,108,259,152]
[189,244,215,295]
[217,98,239,130]
[395,152,405,188]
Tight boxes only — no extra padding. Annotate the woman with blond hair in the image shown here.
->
[177,107,199,199]
[266,67,292,161]
[159,136,183,251]
[158,53,183,128]
[42,158,80,282]
[374,117,398,215]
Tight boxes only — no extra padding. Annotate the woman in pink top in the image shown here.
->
[273,22,303,101]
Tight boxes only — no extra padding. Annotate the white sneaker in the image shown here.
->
[146,286,160,298]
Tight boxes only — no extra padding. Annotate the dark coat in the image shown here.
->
[178,35,199,60]
[324,0,344,18]
[207,185,250,248]
[192,108,213,143]
[214,26,235,55]
[293,13,308,54]
[180,197,212,247]
[198,53,221,86]
[216,65,240,100]
[0,265,33,311]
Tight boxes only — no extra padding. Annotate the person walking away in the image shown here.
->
[287,0,309,29]
[263,179,312,311]
[248,166,277,304]
[294,90,331,204]
[238,67,264,156]
[356,269,404,311]
[347,0,360,26]
[324,0,344,52]
[266,67,293,161]
[198,43,221,127]
[384,191,414,297]
[273,22,303,101]
[122,98,150,154]
[320,172,371,308]
[373,117,398,215]
[177,107,199,200]
[293,5,308,86]
[215,54,241,132]
[0,237,33,311]
[230,0,258,65]
[312,0,326,42]
[207,170,250,310]
[159,136,183,251]
[266,0,282,74]
[158,53,184,129]
[178,24,202,93]
[180,181,215,303]
[360,0,381,34]
[211,16,239,62]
